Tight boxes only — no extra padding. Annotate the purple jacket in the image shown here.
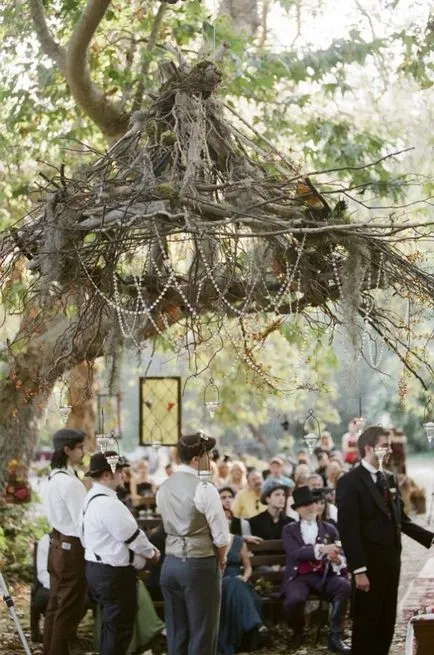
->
[282,520,339,583]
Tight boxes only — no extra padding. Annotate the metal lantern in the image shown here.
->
[198,469,211,486]
[423,421,434,445]
[96,434,110,454]
[374,444,388,470]
[302,409,321,454]
[58,404,72,425]
[354,416,366,437]
[105,453,120,474]
[204,378,220,419]
[151,423,163,452]
[423,397,434,445]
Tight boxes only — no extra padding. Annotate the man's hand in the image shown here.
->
[354,572,370,592]
[243,535,263,545]
[321,544,340,558]
[148,548,160,564]
[219,556,227,571]
[327,552,342,564]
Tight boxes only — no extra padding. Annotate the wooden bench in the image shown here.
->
[249,539,286,623]
[138,516,162,534]
[249,538,329,639]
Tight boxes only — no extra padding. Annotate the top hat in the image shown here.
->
[260,480,289,505]
[85,451,129,477]
[52,428,86,451]
[291,485,317,509]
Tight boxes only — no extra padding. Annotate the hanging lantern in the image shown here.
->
[422,397,434,445]
[58,404,72,425]
[150,423,162,452]
[354,417,366,437]
[302,409,321,454]
[105,453,120,474]
[423,422,434,445]
[198,469,211,486]
[96,434,110,454]
[374,444,388,470]
[204,378,220,418]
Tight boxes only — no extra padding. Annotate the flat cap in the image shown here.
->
[52,428,86,451]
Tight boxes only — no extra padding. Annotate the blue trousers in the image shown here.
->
[161,554,222,655]
[86,561,137,655]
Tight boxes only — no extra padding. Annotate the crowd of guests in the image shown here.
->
[36,422,432,655]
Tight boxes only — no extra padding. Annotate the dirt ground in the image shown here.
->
[1,458,433,654]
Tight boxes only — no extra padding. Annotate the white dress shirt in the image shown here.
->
[156,464,230,548]
[80,482,156,567]
[42,465,87,537]
[361,458,380,483]
[36,534,50,589]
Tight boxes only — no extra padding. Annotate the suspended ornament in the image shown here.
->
[302,409,321,454]
[59,404,72,425]
[151,423,162,452]
[422,397,434,445]
[105,453,120,474]
[374,444,388,470]
[96,434,110,454]
[204,378,220,418]
[198,469,211,486]
[354,417,366,437]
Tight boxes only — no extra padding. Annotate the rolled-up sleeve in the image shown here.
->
[194,483,231,548]
[104,498,155,558]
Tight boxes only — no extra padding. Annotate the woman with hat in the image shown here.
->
[42,427,88,655]
[157,432,231,655]
[80,451,160,655]
[248,480,294,541]
[282,486,351,653]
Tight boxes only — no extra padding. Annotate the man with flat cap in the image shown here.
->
[42,427,87,655]
[80,451,160,655]
[157,432,231,655]
[248,479,294,540]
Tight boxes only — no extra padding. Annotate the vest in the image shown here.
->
[158,472,214,559]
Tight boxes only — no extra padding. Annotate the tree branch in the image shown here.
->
[28,0,67,72]
[66,0,129,138]
[132,2,168,112]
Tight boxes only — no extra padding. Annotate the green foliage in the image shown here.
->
[0,502,50,582]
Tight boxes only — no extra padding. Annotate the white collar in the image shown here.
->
[300,518,317,527]
[361,459,379,475]
[91,481,117,497]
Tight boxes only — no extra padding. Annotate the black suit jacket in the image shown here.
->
[336,463,433,573]
[248,509,294,540]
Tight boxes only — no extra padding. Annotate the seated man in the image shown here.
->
[282,486,350,654]
[231,470,267,519]
[248,481,294,540]
[263,456,295,493]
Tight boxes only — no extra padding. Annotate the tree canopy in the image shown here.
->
[0,0,433,483]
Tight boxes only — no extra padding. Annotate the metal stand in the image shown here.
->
[427,491,434,525]
[0,571,32,654]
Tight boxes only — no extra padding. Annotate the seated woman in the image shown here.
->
[218,500,264,655]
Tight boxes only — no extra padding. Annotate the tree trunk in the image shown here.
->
[67,361,97,452]
[0,310,107,489]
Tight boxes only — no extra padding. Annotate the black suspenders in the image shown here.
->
[82,493,137,565]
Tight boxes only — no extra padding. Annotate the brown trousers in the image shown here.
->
[43,531,87,655]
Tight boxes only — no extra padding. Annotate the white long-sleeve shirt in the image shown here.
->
[42,466,87,537]
[156,464,230,548]
[79,482,156,567]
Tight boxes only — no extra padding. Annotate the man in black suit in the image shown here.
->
[336,426,434,655]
